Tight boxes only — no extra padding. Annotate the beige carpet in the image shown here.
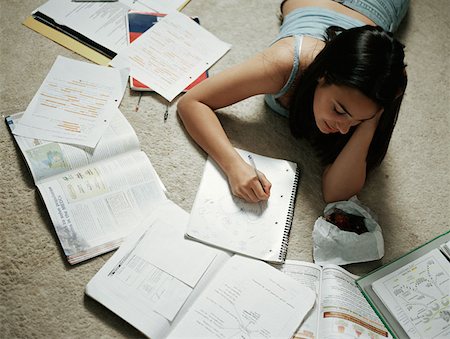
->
[1,0,449,337]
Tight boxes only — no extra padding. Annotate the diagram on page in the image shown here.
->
[373,249,450,338]
[167,256,314,339]
[192,193,280,257]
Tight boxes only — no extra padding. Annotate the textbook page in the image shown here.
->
[278,260,322,339]
[86,201,232,339]
[319,265,392,339]
[167,255,316,339]
[110,11,231,101]
[372,248,450,339]
[13,56,129,147]
[37,151,167,264]
[6,108,140,183]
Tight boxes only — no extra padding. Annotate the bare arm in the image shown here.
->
[177,40,293,202]
[321,113,381,203]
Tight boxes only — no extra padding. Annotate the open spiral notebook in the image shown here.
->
[185,148,300,263]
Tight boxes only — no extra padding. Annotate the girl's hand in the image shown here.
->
[226,160,271,203]
[358,109,383,131]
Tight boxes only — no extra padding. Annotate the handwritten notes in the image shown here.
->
[13,56,128,147]
[167,255,316,338]
[110,11,231,101]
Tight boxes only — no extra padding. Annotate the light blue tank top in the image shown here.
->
[264,1,410,116]
[264,8,365,117]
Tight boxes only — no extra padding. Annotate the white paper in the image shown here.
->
[167,255,315,338]
[13,56,129,147]
[133,219,218,288]
[85,201,229,333]
[279,260,322,339]
[110,11,231,101]
[120,0,186,13]
[107,249,192,322]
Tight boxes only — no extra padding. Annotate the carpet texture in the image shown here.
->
[1,0,449,337]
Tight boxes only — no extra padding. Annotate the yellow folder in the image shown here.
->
[23,15,112,66]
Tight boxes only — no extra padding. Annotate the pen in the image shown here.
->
[108,230,147,276]
[135,92,142,112]
[248,154,266,193]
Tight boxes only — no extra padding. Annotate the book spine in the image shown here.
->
[278,166,301,261]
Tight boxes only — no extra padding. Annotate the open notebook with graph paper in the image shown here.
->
[185,148,300,263]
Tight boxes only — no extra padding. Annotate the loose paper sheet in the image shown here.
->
[121,0,188,13]
[167,255,316,338]
[133,219,218,288]
[110,11,231,101]
[13,56,129,147]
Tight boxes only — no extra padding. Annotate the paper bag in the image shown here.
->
[312,196,384,265]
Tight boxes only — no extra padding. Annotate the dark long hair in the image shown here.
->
[289,25,407,171]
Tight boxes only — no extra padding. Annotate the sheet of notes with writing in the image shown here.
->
[13,56,128,147]
[110,11,231,101]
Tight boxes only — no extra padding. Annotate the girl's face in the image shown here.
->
[313,79,383,134]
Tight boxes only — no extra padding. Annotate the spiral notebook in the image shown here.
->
[185,149,300,263]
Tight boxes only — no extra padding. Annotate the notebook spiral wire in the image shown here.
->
[278,167,300,261]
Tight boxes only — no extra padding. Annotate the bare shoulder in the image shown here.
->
[264,36,325,77]
[262,37,299,85]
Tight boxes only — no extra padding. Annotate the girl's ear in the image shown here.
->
[317,76,326,86]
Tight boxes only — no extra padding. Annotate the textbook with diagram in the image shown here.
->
[356,230,450,339]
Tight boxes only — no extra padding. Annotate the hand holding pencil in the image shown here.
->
[225,154,272,203]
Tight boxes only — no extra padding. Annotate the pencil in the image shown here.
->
[135,93,142,112]
[248,154,265,193]
[164,104,169,122]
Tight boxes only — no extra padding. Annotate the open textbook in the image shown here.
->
[6,108,167,264]
[186,148,300,263]
[357,230,450,339]
[85,201,316,338]
[278,261,393,339]
[24,0,192,64]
